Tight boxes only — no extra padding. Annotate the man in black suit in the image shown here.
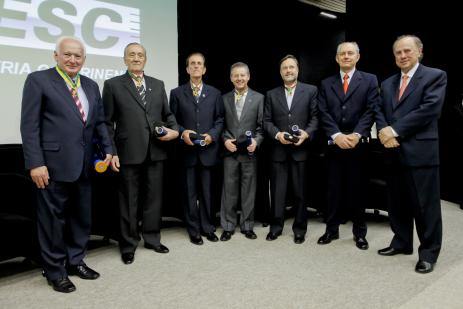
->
[21,36,112,293]
[170,53,224,245]
[376,35,447,274]
[317,42,379,250]
[103,43,179,264]
[263,55,318,244]
[220,62,264,241]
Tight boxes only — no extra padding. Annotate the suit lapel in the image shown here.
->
[344,71,361,101]
[51,71,85,123]
[122,72,145,109]
[391,74,401,109]
[398,65,422,103]
[289,83,304,112]
[225,92,239,123]
[183,84,198,105]
[330,76,345,102]
[277,86,289,112]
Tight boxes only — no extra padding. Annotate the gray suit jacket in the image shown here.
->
[222,88,264,161]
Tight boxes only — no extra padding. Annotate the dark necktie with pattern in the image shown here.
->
[134,75,146,105]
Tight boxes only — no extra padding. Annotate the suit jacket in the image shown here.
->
[103,71,178,164]
[376,64,447,167]
[170,82,224,167]
[263,82,318,162]
[21,67,112,182]
[222,88,264,161]
[318,70,379,138]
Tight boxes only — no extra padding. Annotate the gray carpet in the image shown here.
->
[1,201,462,309]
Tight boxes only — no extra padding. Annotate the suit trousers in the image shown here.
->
[386,163,442,263]
[220,156,257,232]
[37,174,91,280]
[270,160,308,235]
[118,160,164,253]
[324,146,368,237]
[183,164,215,236]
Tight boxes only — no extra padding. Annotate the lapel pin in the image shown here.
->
[202,94,205,97]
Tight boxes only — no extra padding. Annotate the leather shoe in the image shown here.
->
[415,260,434,274]
[377,246,413,256]
[266,231,281,241]
[220,231,233,241]
[242,230,257,240]
[189,234,204,245]
[67,264,100,280]
[144,243,169,253]
[317,231,339,245]
[354,236,369,250]
[294,234,305,244]
[47,277,76,293]
[205,232,219,242]
[121,252,134,264]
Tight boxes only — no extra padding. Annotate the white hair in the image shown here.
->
[55,36,86,56]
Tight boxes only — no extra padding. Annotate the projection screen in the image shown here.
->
[0,0,178,143]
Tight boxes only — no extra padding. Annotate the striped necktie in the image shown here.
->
[134,76,146,105]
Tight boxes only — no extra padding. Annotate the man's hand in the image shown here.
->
[110,155,120,172]
[384,137,400,148]
[276,132,293,145]
[247,138,257,153]
[225,139,237,152]
[294,130,309,146]
[158,127,179,141]
[182,129,196,146]
[378,126,395,145]
[30,166,49,189]
[202,133,212,145]
[334,134,354,149]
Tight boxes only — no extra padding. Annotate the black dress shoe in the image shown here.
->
[294,234,305,244]
[266,231,281,241]
[47,277,76,293]
[377,246,413,256]
[415,260,434,274]
[242,230,257,240]
[121,252,134,264]
[189,234,204,245]
[145,243,169,253]
[317,231,339,245]
[354,236,369,250]
[220,231,233,241]
[67,264,100,280]
[205,232,219,242]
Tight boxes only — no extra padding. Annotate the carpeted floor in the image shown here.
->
[1,201,462,309]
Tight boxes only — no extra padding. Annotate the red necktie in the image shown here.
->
[398,75,409,100]
[343,74,349,94]
[70,88,86,123]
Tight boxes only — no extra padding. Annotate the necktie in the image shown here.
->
[192,85,200,101]
[70,88,86,123]
[398,75,409,100]
[343,74,349,94]
[235,89,247,120]
[133,76,146,105]
[285,83,296,96]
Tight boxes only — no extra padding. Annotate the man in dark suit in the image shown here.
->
[376,35,447,274]
[263,55,318,244]
[220,62,264,241]
[103,43,178,264]
[20,37,112,293]
[317,42,379,250]
[170,53,224,245]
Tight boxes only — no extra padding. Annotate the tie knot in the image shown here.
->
[192,86,200,97]
[402,75,409,81]
[343,74,349,81]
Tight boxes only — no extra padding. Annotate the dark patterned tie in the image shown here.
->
[134,76,146,105]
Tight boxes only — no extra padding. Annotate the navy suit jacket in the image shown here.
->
[21,68,112,182]
[103,71,178,164]
[376,64,447,167]
[170,82,224,167]
[263,82,318,162]
[318,70,379,139]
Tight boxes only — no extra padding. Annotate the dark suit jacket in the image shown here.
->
[318,70,378,138]
[20,68,112,182]
[376,64,447,167]
[263,82,318,162]
[103,71,178,164]
[222,88,264,161]
[170,82,224,167]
